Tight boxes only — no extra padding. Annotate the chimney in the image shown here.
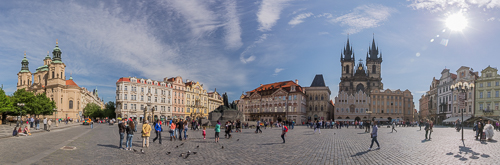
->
[295,79,298,84]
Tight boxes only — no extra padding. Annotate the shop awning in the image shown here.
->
[443,116,472,123]
[373,118,389,122]
[334,119,354,122]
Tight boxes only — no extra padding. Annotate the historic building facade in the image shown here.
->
[304,75,334,121]
[167,76,186,120]
[207,90,223,116]
[451,66,478,118]
[237,80,307,123]
[17,41,103,120]
[419,94,429,120]
[185,81,211,119]
[427,78,439,122]
[115,77,173,121]
[437,69,456,122]
[369,89,414,122]
[475,66,500,118]
[334,91,370,121]
[339,37,383,96]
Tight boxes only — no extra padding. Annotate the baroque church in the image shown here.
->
[339,37,383,96]
[17,40,104,120]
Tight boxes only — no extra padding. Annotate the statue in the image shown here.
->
[208,92,243,125]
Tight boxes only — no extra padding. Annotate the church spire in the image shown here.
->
[52,39,62,62]
[368,34,379,60]
[342,35,353,61]
[21,51,29,72]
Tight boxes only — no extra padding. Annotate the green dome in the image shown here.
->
[22,57,28,62]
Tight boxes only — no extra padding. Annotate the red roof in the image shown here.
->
[66,79,79,87]
[117,77,131,83]
[330,100,334,106]
[451,73,457,80]
[249,80,303,95]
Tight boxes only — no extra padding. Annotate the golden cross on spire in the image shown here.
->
[47,51,49,54]
[56,39,58,45]
[24,51,26,57]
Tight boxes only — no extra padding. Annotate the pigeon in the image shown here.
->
[188,150,191,154]
[193,152,197,155]
[221,146,224,149]
[141,149,145,154]
[176,146,179,148]
[166,152,171,155]
[237,139,239,141]
[179,153,184,157]
[180,143,184,146]
[184,154,190,159]
[133,149,137,152]
[196,145,199,148]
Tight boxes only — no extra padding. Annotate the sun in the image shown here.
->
[445,12,468,31]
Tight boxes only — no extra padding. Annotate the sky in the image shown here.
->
[1,0,500,111]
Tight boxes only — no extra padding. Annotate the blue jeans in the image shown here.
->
[119,133,125,148]
[126,134,133,148]
[91,124,93,129]
[169,130,175,137]
[370,136,380,148]
[184,128,188,139]
[36,124,40,130]
[178,128,183,140]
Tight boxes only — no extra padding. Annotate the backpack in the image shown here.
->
[284,126,288,132]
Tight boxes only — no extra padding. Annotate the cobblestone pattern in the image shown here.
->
[1,124,500,164]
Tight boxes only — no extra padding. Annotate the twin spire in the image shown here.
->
[340,34,382,62]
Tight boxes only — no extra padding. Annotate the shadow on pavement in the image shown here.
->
[421,139,429,143]
[259,143,281,145]
[97,144,118,149]
[351,150,369,157]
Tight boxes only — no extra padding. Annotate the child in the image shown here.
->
[203,126,206,139]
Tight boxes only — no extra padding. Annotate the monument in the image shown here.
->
[205,92,244,126]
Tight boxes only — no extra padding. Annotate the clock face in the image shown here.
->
[358,66,363,70]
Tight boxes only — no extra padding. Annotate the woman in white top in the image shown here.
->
[485,121,494,140]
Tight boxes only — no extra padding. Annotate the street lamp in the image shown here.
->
[54,108,58,127]
[17,103,25,127]
[450,81,474,141]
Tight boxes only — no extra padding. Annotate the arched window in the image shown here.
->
[315,106,318,111]
[321,106,324,111]
[321,96,324,100]
[315,96,318,100]
[372,65,376,74]
[61,72,63,79]
[69,100,73,109]
[346,65,350,74]
[52,72,54,79]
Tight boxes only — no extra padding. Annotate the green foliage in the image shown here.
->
[83,103,102,118]
[103,101,116,119]
[9,88,35,116]
[34,93,56,116]
[0,88,14,115]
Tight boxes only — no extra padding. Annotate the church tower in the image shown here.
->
[365,36,383,91]
[339,37,355,93]
[17,52,32,90]
[47,40,67,86]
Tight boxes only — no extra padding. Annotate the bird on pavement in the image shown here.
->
[133,149,137,152]
[180,143,184,146]
[221,146,224,149]
[179,153,184,157]
[141,149,145,154]
[237,139,239,141]
[184,154,190,159]
[166,152,171,155]
[193,152,197,155]
[196,145,199,148]
[176,146,179,148]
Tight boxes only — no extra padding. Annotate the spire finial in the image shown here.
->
[69,72,73,80]
[56,39,58,45]
[24,51,26,58]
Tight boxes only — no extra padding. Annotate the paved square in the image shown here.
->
[1,124,499,164]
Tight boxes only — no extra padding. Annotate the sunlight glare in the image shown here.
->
[445,12,467,31]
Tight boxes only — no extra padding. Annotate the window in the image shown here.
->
[294,95,297,100]
[168,107,171,112]
[469,105,472,112]
[488,91,491,98]
[155,97,157,102]
[141,88,144,92]
[124,86,128,91]
[454,95,457,100]
[496,81,499,86]
[155,89,158,94]
[141,105,144,110]
[321,96,324,100]
[187,108,190,113]
[315,96,318,100]
[480,104,484,110]
[372,65,376,74]
[341,108,344,112]
[69,100,73,109]
[124,94,128,100]
[480,83,483,88]
[496,91,499,98]
[454,107,456,113]
[488,82,492,87]
[381,110,384,113]
[480,92,483,98]
[148,96,151,101]
[124,104,127,109]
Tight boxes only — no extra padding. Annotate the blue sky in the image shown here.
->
[1,0,499,111]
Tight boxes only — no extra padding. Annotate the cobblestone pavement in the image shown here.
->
[1,124,500,164]
[0,122,81,139]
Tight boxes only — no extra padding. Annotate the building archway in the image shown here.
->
[355,117,361,121]
[388,117,392,122]
[337,116,342,119]
[345,117,350,119]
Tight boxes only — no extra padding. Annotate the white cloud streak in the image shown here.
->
[257,0,291,31]
[273,68,284,76]
[240,34,268,63]
[223,0,243,50]
[331,5,396,34]
[408,0,500,11]
[288,12,313,26]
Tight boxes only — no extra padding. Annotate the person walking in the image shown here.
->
[391,122,397,133]
[368,122,380,150]
[118,119,126,149]
[153,120,162,144]
[177,119,184,141]
[134,119,138,132]
[215,120,221,143]
[169,120,176,141]
[202,126,206,139]
[35,118,40,130]
[142,120,152,148]
[255,120,262,133]
[281,122,288,143]
[429,121,434,140]
[183,119,189,140]
[225,121,232,139]
[47,119,52,131]
[90,119,94,129]
[125,120,135,150]
[424,119,430,140]
[43,118,47,131]
[419,120,423,130]
[485,121,494,140]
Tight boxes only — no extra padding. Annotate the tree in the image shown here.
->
[10,88,35,117]
[103,101,116,119]
[83,103,102,118]
[33,93,56,117]
[0,88,14,124]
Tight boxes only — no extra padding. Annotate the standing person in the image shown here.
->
[177,119,184,141]
[315,121,321,134]
[281,122,288,143]
[215,120,221,143]
[292,120,295,129]
[485,121,494,140]
[43,118,47,131]
[30,117,34,128]
[184,119,189,140]
[134,119,138,132]
[169,120,176,141]
[419,120,423,130]
[118,119,126,149]
[141,120,152,148]
[35,118,40,130]
[255,120,262,133]
[270,121,273,129]
[225,121,232,139]
[429,121,434,140]
[391,122,397,133]
[477,119,484,140]
[202,126,206,139]
[90,119,94,129]
[47,119,52,131]
[153,120,162,144]
[368,122,380,150]
[424,120,430,140]
[126,120,135,150]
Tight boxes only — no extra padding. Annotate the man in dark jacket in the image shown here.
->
[177,120,184,141]
[424,120,430,140]
[476,119,484,140]
[118,119,126,149]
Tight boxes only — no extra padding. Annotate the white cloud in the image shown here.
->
[315,13,333,18]
[163,0,221,38]
[408,0,500,11]
[291,8,306,15]
[331,5,396,34]
[240,34,268,63]
[257,0,291,31]
[223,0,243,50]
[273,68,284,76]
[288,12,313,26]
[487,17,495,21]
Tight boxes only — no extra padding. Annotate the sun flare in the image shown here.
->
[445,12,467,31]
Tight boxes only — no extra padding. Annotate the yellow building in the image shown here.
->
[208,89,223,114]
[16,40,104,120]
[185,81,209,119]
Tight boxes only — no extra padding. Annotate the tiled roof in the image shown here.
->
[310,74,326,87]
[117,77,131,82]
[249,80,303,94]
[66,79,78,87]
[451,73,457,80]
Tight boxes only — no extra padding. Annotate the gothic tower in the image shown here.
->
[365,36,383,90]
[17,52,32,90]
[339,37,355,93]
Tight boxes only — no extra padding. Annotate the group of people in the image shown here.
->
[12,118,53,137]
[474,119,495,141]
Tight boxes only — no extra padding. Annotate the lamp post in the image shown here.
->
[17,103,25,127]
[143,105,147,124]
[450,81,474,141]
[54,108,58,127]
